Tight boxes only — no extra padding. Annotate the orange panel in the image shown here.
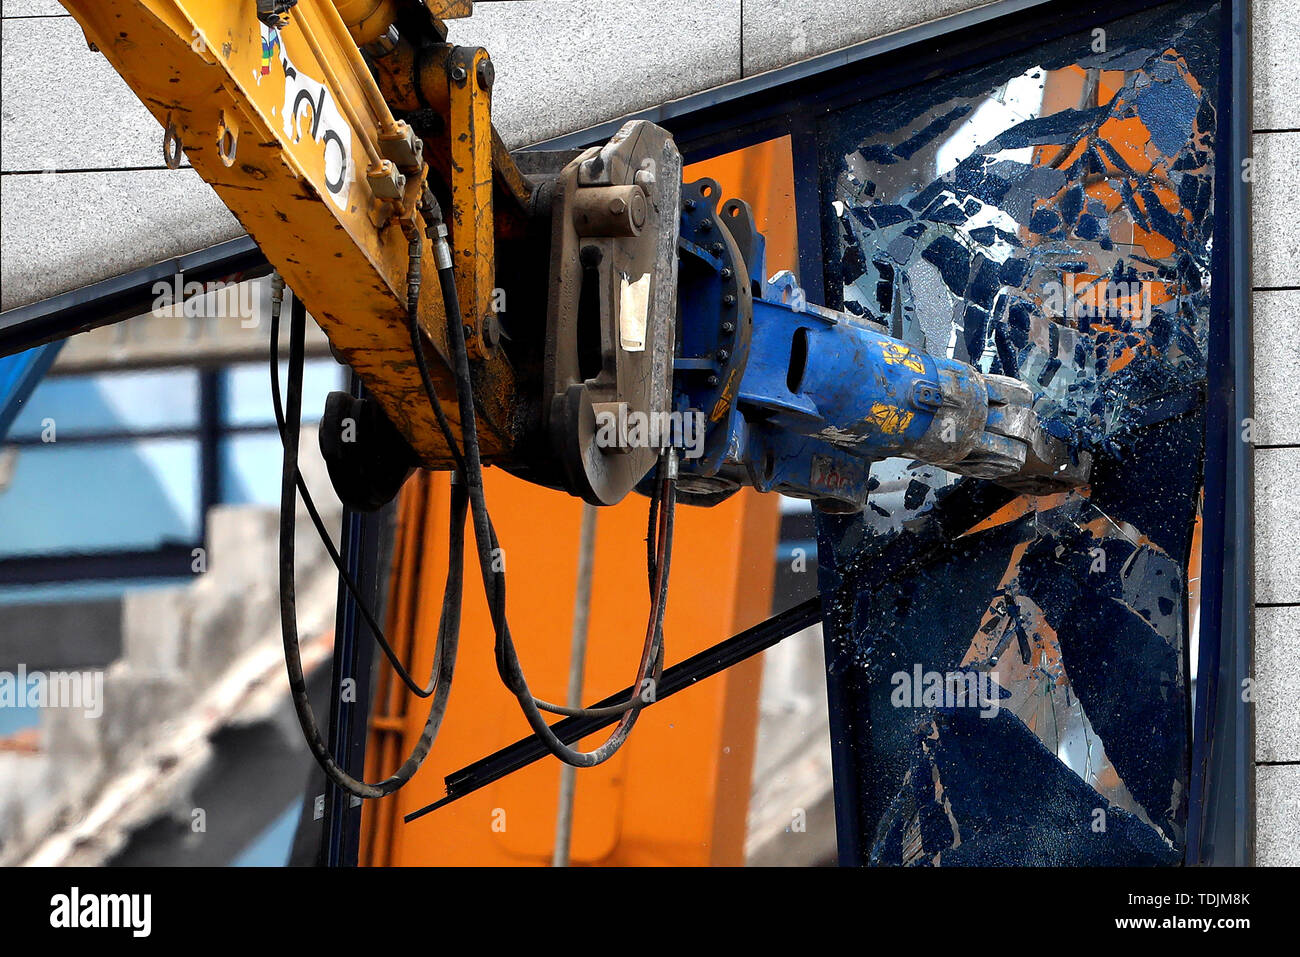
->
[364,473,777,865]
[690,137,799,280]
[362,138,796,866]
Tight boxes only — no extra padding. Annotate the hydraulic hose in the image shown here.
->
[276,291,466,799]
[409,199,675,767]
[268,277,440,699]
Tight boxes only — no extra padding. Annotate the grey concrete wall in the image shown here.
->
[1,0,999,310]
[0,8,242,310]
[0,428,342,864]
[0,599,122,670]
[1251,0,1300,868]
[746,621,836,866]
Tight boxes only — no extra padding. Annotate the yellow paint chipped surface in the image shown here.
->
[867,402,914,435]
[879,340,925,374]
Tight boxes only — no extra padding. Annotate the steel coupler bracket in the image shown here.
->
[542,121,682,505]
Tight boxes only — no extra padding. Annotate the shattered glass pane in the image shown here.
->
[815,0,1220,865]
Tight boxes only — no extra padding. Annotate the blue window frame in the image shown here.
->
[0,340,343,588]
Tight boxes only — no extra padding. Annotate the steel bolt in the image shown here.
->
[711,242,724,254]
[723,294,736,306]
[482,313,501,350]
[451,65,468,83]
[721,321,735,332]
[717,349,730,362]
[721,267,733,279]
[683,198,696,211]
[707,375,719,387]
[476,59,495,91]
[609,197,628,215]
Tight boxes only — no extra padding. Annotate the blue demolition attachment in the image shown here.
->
[667,178,1089,512]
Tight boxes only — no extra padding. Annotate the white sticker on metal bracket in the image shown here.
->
[619,272,650,352]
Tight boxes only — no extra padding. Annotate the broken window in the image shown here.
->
[813,0,1223,864]
[532,0,1252,865]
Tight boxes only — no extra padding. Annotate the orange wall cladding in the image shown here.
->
[361,138,799,866]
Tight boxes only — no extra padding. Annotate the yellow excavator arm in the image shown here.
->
[60,0,522,467]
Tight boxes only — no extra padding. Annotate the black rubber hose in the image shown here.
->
[400,221,670,733]
[277,293,465,798]
[268,291,440,699]
[421,226,673,767]
[532,471,670,719]
[401,215,671,728]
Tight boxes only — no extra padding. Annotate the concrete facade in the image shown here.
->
[2,0,1295,864]
[0,428,342,865]
[1249,0,1300,867]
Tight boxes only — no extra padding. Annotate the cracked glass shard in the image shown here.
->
[815,0,1220,865]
